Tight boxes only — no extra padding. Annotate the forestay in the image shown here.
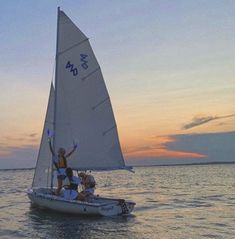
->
[54,10,126,171]
[32,84,55,188]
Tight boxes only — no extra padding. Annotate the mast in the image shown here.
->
[50,7,60,190]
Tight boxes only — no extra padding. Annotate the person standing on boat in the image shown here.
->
[47,130,78,195]
[63,168,81,200]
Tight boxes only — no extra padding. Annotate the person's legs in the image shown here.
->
[56,178,63,195]
[78,192,86,201]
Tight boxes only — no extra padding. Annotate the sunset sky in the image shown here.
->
[0,0,235,168]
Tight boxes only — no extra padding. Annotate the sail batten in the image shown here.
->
[58,38,89,56]
[92,97,110,110]
[81,67,101,81]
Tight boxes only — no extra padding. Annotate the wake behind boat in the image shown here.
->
[27,7,135,216]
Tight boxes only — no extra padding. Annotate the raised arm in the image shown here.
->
[48,139,55,155]
[47,129,55,155]
[66,143,78,158]
[47,138,60,171]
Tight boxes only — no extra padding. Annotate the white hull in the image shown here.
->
[27,188,135,217]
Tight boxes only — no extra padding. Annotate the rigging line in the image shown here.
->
[57,38,89,56]
[51,58,56,85]
[47,165,50,189]
[51,7,60,192]
[49,58,56,189]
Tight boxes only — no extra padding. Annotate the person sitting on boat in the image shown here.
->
[78,173,96,202]
[63,167,81,200]
[47,131,78,195]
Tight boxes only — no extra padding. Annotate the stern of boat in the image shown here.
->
[98,198,136,216]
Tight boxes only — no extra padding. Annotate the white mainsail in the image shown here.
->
[53,10,126,171]
[32,84,54,188]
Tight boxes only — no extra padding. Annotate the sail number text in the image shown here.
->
[65,54,89,76]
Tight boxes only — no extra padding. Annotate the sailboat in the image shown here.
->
[27,8,135,216]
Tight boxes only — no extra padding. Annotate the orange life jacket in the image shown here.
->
[58,156,67,168]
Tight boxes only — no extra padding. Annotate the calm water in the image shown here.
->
[0,164,235,239]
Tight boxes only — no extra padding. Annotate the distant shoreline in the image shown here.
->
[0,167,35,171]
[0,161,235,171]
[129,161,235,168]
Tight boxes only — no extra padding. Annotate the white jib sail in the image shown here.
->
[32,84,55,188]
[54,10,126,171]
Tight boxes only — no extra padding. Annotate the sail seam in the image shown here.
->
[81,67,100,81]
[103,125,116,136]
[92,97,110,110]
[57,38,89,56]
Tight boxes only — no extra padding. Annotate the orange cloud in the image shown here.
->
[123,135,206,159]
[0,133,40,158]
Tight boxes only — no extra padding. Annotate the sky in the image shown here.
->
[0,0,235,169]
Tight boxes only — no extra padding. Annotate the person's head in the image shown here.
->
[78,172,87,185]
[58,147,66,156]
[84,175,96,189]
[66,167,73,179]
[78,172,86,178]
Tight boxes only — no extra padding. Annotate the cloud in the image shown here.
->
[125,131,235,167]
[0,145,37,169]
[182,113,235,130]
[124,135,206,160]
[165,131,235,163]
[0,132,40,160]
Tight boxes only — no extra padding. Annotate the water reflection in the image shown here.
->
[28,205,137,239]
[1,165,235,239]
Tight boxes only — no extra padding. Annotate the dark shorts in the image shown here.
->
[57,175,66,180]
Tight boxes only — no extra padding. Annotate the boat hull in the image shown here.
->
[27,188,135,216]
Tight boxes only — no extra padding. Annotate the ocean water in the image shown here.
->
[0,164,235,239]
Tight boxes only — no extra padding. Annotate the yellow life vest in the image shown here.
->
[58,156,67,168]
